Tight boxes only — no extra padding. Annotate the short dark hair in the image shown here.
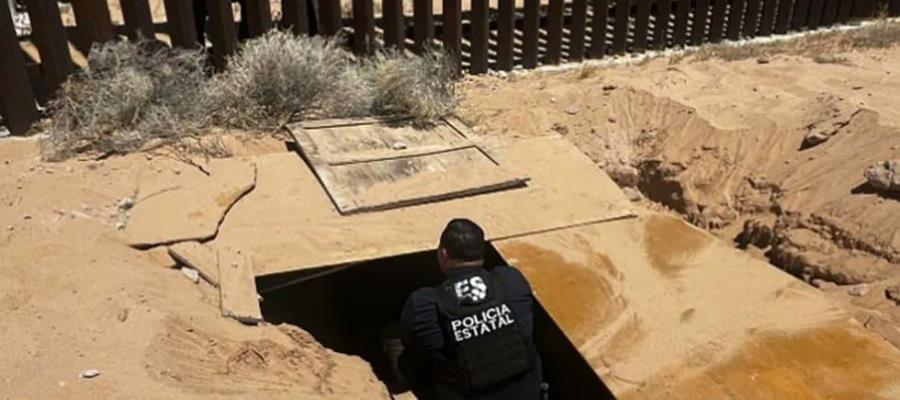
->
[439,218,485,261]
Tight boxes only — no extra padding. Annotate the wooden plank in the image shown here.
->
[281,0,310,34]
[523,0,540,66]
[547,0,564,63]
[168,241,220,287]
[163,0,199,47]
[708,0,728,42]
[318,0,342,35]
[759,0,778,35]
[218,247,262,324]
[119,0,156,41]
[243,0,273,38]
[806,0,825,29]
[353,0,375,53]
[292,122,532,214]
[496,0,515,70]
[691,0,711,45]
[325,144,477,166]
[673,0,690,46]
[835,0,853,21]
[443,0,462,69]
[206,0,238,69]
[570,0,589,59]
[470,0,489,72]
[632,0,650,51]
[652,0,672,48]
[791,0,810,30]
[70,0,116,46]
[775,0,795,33]
[299,115,412,129]
[0,2,39,135]
[726,0,746,39]
[612,0,630,54]
[289,125,355,211]
[383,0,405,49]
[820,0,840,26]
[742,0,762,37]
[413,0,434,52]
[24,0,73,93]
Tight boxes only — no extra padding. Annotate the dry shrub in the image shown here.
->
[205,31,371,128]
[208,31,457,127]
[41,31,459,160]
[369,50,458,123]
[41,40,208,160]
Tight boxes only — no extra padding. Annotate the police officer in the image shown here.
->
[400,218,543,400]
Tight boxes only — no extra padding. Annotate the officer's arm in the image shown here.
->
[503,267,537,337]
[401,288,445,353]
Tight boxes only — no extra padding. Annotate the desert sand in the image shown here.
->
[2,27,900,399]
[459,39,900,346]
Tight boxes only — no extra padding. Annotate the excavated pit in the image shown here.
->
[258,245,616,399]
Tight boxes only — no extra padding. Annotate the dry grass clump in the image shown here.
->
[41,31,459,160]
[672,19,900,63]
[369,50,458,123]
[41,40,208,160]
[204,31,372,128]
[208,31,457,128]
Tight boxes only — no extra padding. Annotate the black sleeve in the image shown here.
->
[401,288,445,354]
[496,266,536,338]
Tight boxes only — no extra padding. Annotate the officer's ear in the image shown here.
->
[437,246,449,268]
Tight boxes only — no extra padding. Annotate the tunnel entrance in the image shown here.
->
[257,245,616,400]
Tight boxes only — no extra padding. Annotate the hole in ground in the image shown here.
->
[258,245,616,399]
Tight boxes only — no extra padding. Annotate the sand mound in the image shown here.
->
[460,44,900,347]
[0,137,388,399]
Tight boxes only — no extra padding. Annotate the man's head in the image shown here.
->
[438,218,485,272]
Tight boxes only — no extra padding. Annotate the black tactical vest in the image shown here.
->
[435,268,534,393]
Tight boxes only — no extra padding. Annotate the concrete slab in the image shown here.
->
[125,159,256,248]
[494,212,900,399]
[211,136,635,276]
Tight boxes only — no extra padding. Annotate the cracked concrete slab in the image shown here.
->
[125,158,257,248]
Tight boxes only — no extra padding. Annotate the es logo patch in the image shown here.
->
[454,276,488,304]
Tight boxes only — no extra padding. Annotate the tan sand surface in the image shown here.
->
[3,25,900,400]
[459,39,900,347]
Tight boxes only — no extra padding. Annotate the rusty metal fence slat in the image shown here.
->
[0,3,39,135]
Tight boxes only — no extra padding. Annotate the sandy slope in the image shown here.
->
[459,42,900,347]
[0,137,391,399]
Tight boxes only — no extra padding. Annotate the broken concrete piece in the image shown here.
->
[181,267,200,283]
[125,159,256,248]
[848,284,869,297]
[168,241,219,287]
[802,107,859,147]
[218,247,262,324]
[864,160,899,192]
[80,369,100,379]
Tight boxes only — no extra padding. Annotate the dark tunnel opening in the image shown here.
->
[257,245,617,400]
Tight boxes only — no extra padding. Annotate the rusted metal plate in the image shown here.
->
[493,213,900,399]
[287,118,529,214]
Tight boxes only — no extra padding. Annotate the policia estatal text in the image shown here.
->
[400,219,543,399]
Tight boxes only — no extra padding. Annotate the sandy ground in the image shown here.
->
[0,136,391,399]
[3,23,900,399]
[459,40,900,347]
